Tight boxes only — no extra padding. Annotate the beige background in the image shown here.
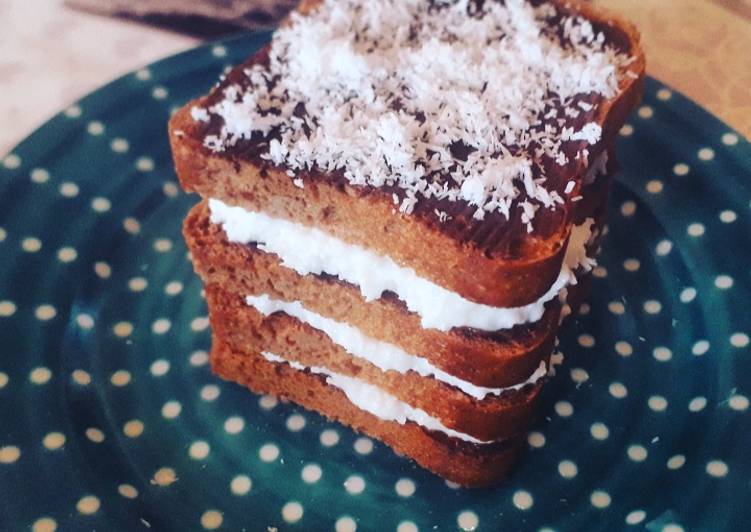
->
[1,0,750,154]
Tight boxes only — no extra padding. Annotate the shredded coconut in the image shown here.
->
[196,0,631,225]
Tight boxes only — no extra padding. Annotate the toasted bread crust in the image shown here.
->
[206,284,544,442]
[168,0,644,308]
[211,338,526,487]
[184,200,560,388]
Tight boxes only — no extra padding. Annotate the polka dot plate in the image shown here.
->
[1,33,750,532]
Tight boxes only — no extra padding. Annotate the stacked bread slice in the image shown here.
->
[169,0,644,486]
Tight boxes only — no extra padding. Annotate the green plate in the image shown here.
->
[1,32,750,532]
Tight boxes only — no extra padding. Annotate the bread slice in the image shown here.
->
[211,336,526,487]
[169,0,645,308]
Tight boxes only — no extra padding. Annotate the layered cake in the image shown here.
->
[169,0,644,486]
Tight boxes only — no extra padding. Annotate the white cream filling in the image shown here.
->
[247,293,548,400]
[209,198,595,332]
[261,351,492,444]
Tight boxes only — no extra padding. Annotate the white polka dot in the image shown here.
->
[189,441,210,460]
[687,223,705,237]
[662,524,685,532]
[593,266,607,278]
[625,510,646,525]
[190,350,209,366]
[32,517,57,532]
[627,445,648,462]
[161,400,182,419]
[71,369,91,386]
[395,478,416,497]
[59,181,79,197]
[85,428,105,443]
[578,302,590,315]
[656,88,672,100]
[667,454,686,470]
[109,136,130,153]
[150,359,170,377]
[282,501,303,523]
[64,104,82,118]
[113,321,133,338]
[211,45,227,57]
[578,334,595,348]
[646,180,663,194]
[30,367,52,384]
[653,346,672,362]
[76,313,94,329]
[231,475,252,495]
[648,395,668,412]
[118,484,138,499]
[457,510,479,531]
[22,237,42,252]
[165,281,183,295]
[698,147,715,161]
[30,168,50,183]
[706,459,728,478]
[76,495,100,514]
[623,258,640,272]
[679,287,697,303]
[719,209,737,223]
[656,239,673,256]
[152,86,169,99]
[445,480,461,489]
[0,227,5,242]
[259,443,280,462]
[200,384,220,401]
[554,401,573,417]
[94,261,112,279]
[638,105,653,118]
[3,153,21,169]
[615,341,633,357]
[152,467,177,486]
[191,316,210,332]
[570,368,589,384]
[729,394,749,411]
[730,332,750,348]
[154,238,173,252]
[201,510,223,530]
[0,445,21,463]
[354,437,374,454]
[0,372,8,388]
[673,163,690,176]
[87,121,105,135]
[722,132,739,146]
[123,420,144,438]
[91,197,111,212]
[620,201,636,216]
[691,340,710,356]
[558,460,578,478]
[688,396,707,412]
[320,429,339,446]
[527,431,545,448]
[714,275,734,289]
[0,300,17,317]
[163,182,179,197]
[123,217,141,234]
[590,421,610,440]
[152,318,171,334]
[110,370,131,387]
[135,68,151,81]
[512,490,534,510]
[128,277,148,292]
[590,490,611,509]
[344,475,365,494]
[608,301,625,315]
[35,304,57,321]
[335,516,357,532]
[301,463,322,484]
[135,157,154,172]
[609,382,628,399]
[397,521,418,532]
[619,124,633,136]
[224,416,245,434]
[43,432,66,450]
[643,300,662,314]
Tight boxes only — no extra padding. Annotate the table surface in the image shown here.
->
[2,0,750,154]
